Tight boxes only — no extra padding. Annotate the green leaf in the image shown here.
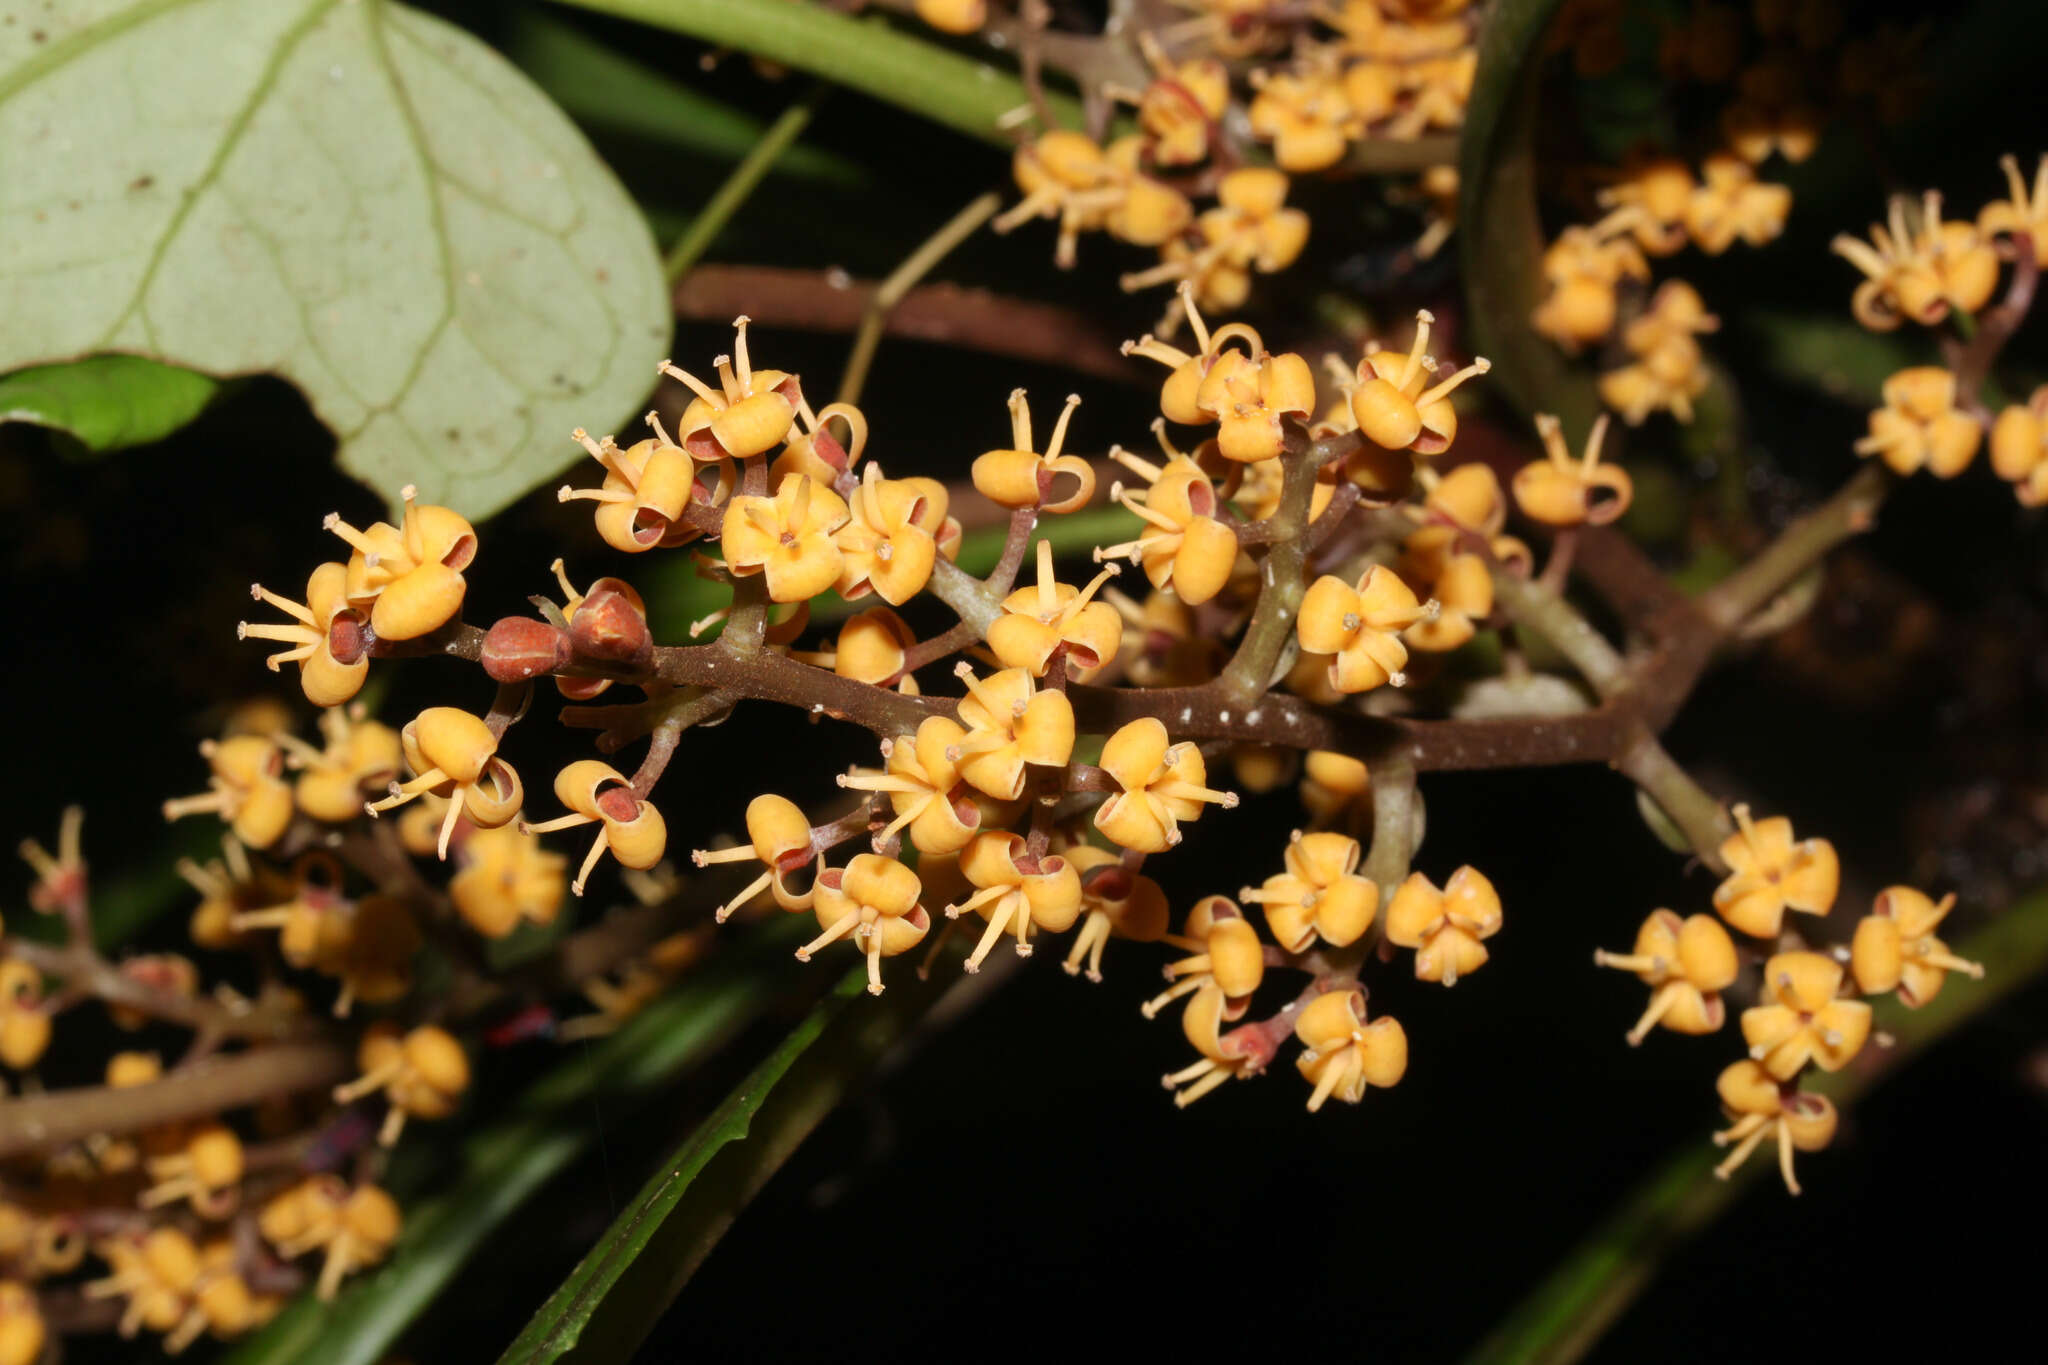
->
[0,0,670,520]
[549,0,1085,145]
[0,356,220,453]
[498,968,860,1363]
[502,10,861,187]
[220,926,804,1365]
[1457,0,1600,432]
[1465,885,2048,1365]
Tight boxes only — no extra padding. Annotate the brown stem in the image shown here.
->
[1614,730,1732,874]
[1695,463,1892,636]
[2,939,318,1043]
[0,1042,350,1159]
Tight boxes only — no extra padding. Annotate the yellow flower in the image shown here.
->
[1349,310,1491,455]
[1685,152,1791,254]
[322,484,476,641]
[993,131,1127,269]
[833,464,940,606]
[1294,987,1408,1112]
[1385,865,1501,985]
[987,541,1124,677]
[333,1023,470,1147]
[944,831,1082,972]
[1593,910,1738,1045]
[0,962,52,1071]
[1532,213,1651,353]
[1832,190,2001,330]
[365,709,522,859]
[840,718,984,855]
[1297,564,1430,694]
[1849,886,1983,1007]
[970,388,1097,515]
[1719,58,1821,164]
[1128,33,1229,166]
[1144,894,1265,1018]
[721,473,852,603]
[659,315,803,460]
[1514,413,1633,525]
[450,824,568,939]
[1161,981,1265,1108]
[1095,436,1240,608]
[1299,750,1370,827]
[560,425,723,553]
[1710,1060,1837,1195]
[1740,951,1872,1079]
[1853,367,1982,479]
[692,793,816,921]
[1247,59,1360,173]
[161,734,296,851]
[1711,803,1839,938]
[1596,152,1696,255]
[1396,525,1492,652]
[1092,718,1237,853]
[1979,153,2048,268]
[1990,386,2048,506]
[1058,845,1170,981]
[240,563,371,707]
[1240,831,1378,950]
[950,665,1076,802]
[283,707,402,823]
[796,853,930,995]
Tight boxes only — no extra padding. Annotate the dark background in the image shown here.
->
[6,0,2045,1359]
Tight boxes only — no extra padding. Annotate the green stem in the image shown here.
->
[1491,571,1630,698]
[1696,463,1892,635]
[664,82,830,283]
[837,191,1004,405]
[1612,732,1730,875]
[1217,434,1318,707]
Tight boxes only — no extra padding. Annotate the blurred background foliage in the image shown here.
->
[3,0,2047,1360]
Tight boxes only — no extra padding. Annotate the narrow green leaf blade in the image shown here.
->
[1457,0,1600,432]
[498,968,864,1363]
[548,0,1085,145]
[503,9,861,186]
[0,356,220,453]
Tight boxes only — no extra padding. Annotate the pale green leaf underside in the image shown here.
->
[0,0,669,519]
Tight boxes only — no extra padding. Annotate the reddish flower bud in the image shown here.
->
[481,617,568,683]
[566,579,653,669]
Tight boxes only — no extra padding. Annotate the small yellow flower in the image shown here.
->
[240,564,371,707]
[1240,831,1378,951]
[333,1023,470,1147]
[944,831,1082,972]
[913,0,986,34]
[1396,526,1492,652]
[1247,58,1360,173]
[1096,432,1240,607]
[1349,310,1491,455]
[1741,950,1872,1080]
[796,853,930,995]
[1710,1060,1837,1195]
[1123,291,1269,426]
[993,131,1128,269]
[1849,886,1983,1007]
[658,315,803,460]
[1533,213,1652,352]
[949,664,1076,802]
[832,465,942,606]
[1294,987,1408,1112]
[365,709,522,858]
[840,718,984,855]
[520,760,667,897]
[139,1123,243,1216]
[1685,152,1791,254]
[1297,564,1430,694]
[1514,413,1633,526]
[1711,803,1839,938]
[1299,750,1370,826]
[261,1177,401,1300]
[690,793,817,920]
[721,472,852,603]
[1990,386,2048,506]
[450,824,568,939]
[1979,153,2048,267]
[971,388,1097,515]
[1127,33,1229,166]
[1160,981,1264,1108]
[283,707,402,824]
[987,541,1124,678]
[560,425,722,553]
[1832,190,2002,330]
[1853,367,1982,479]
[1144,894,1265,1018]
[1385,865,1501,985]
[0,962,52,1071]
[1092,718,1238,853]
[320,484,476,642]
[0,1281,43,1365]
[1059,845,1170,982]
[1596,152,1696,255]
[161,734,296,850]
[1593,910,1738,1045]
